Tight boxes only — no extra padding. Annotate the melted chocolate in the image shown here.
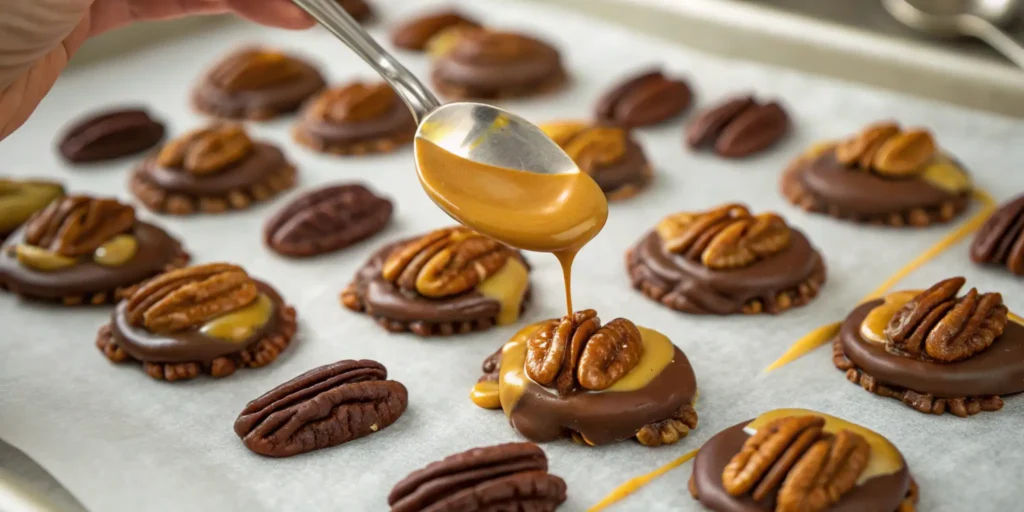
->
[0,222,182,299]
[508,346,696,445]
[691,420,910,512]
[295,99,415,144]
[839,300,1024,398]
[799,153,964,216]
[137,143,285,196]
[110,281,283,363]
[193,61,324,117]
[351,241,509,323]
[629,228,822,314]
[433,41,562,92]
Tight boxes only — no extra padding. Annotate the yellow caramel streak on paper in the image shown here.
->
[764,189,998,372]
[1011,312,1024,325]
[587,449,699,512]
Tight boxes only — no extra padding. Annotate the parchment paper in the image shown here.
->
[1,0,1023,510]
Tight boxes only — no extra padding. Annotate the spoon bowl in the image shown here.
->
[415,103,578,175]
[883,0,1024,67]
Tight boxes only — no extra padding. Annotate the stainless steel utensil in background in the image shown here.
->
[884,0,1024,67]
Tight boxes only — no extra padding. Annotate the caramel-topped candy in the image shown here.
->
[192,47,325,120]
[782,121,972,227]
[294,81,416,155]
[341,227,532,336]
[690,409,918,512]
[834,276,1024,417]
[430,29,567,100]
[470,311,698,447]
[628,203,825,315]
[131,123,297,215]
[540,121,653,201]
[96,262,297,382]
[0,195,188,305]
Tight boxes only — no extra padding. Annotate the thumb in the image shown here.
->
[0,0,93,139]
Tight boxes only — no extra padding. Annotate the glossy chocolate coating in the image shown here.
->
[294,98,415,146]
[509,346,696,445]
[690,420,910,512]
[137,143,285,196]
[349,241,505,323]
[799,152,963,216]
[628,228,823,314]
[192,58,325,119]
[0,222,182,299]
[839,300,1024,398]
[110,281,283,363]
[432,34,563,97]
[587,136,651,198]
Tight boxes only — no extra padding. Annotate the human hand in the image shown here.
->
[0,0,315,140]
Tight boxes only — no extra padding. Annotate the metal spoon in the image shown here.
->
[883,0,1024,68]
[290,0,578,175]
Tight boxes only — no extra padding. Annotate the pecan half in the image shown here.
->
[834,122,936,178]
[308,83,396,123]
[208,49,305,92]
[722,415,826,500]
[595,69,692,127]
[884,277,1007,362]
[235,359,406,457]
[544,122,627,172]
[656,204,792,269]
[776,430,871,512]
[24,196,135,257]
[57,108,165,163]
[970,193,1024,275]
[834,122,899,170]
[525,311,643,394]
[124,263,259,333]
[388,442,566,512]
[391,10,480,51]
[264,183,392,257]
[685,96,789,158]
[380,227,511,298]
[157,124,253,175]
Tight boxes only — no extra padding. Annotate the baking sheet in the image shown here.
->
[1,0,1023,510]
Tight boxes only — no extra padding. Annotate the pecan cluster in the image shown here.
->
[595,69,692,128]
[24,196,134,257]
[125,263,259,334]
[157,124,253,175]
[525,310,644,395]
[835,122,936,178]
[722,415,870,512]
[209,48,304,92]
[884,277,1007,363]
[656,203,792,270]
[391,10,480,51]
[381,227,512,298]
[543,122,627,172]
[308,83,396,124]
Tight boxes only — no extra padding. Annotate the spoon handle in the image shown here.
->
[291,0,441,123]
[961,15,1024,70]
